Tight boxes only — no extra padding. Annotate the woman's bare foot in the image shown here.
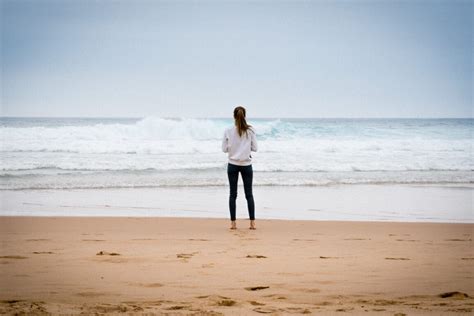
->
[230,220,237,230]
[249,220,256,230]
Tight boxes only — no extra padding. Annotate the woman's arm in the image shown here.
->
[222,130,229,153]
[250,129,258,152]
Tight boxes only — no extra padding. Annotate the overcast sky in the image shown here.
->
[1,0,472,118]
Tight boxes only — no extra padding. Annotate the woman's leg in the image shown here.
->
[227,163,239,222]
[241,164,255,221]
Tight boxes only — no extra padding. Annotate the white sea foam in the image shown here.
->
[1,117,472,189]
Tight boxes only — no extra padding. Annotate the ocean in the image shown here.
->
[1,117,472,190]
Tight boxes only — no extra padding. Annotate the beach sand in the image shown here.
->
[0,216,472,315]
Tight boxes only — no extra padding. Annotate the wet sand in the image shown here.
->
[0,216,473,315]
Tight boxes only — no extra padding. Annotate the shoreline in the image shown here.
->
[1,216,472,314]
[1,184,473,222]
[1,215,473,224]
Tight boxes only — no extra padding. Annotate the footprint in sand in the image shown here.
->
[253,307,278,314]
[135,282,163,288]
[215,299,237,306]
[284,307,312,314]
[445,238,472,242]
[164,305,192,311]
[245,286,270,291]
[125,281,164,288]
[125,299,174,305]
[131,238,157,241]
[176,252,199,261]
[319,256,339,259]
[195,295,230,301]
[296,288,321,293]
[263,294,287,300]
[0,255,28,259]
[438,291,469,299]
[0,300,25,304]
[246,255,267,259]
[344,238,370,241]
[313,301,333,306]
[372,299,402,305]
[96,251,121,256]
[79,303,134,314]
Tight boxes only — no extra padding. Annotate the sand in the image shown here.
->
[0,216,472,315]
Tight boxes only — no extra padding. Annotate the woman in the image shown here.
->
[222,106,258,230]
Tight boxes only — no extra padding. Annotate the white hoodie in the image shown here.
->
[222,126,258,166]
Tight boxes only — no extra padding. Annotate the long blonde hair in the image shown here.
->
[233,106,252,137]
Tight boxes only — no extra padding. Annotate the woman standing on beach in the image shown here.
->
[222,106,258,230]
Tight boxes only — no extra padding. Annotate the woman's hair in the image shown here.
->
[233,106,252,137]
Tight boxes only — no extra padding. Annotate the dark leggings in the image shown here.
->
[227,163,255,221]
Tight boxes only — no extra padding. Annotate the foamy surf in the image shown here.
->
[1,117,472,189]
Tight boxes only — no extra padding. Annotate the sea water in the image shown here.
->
[1,117,473,190]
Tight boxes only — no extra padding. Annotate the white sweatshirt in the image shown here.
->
[222,126,258,166]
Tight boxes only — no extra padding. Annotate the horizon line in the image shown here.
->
[0,115,473,120]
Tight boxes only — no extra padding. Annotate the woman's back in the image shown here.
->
[222,125,258,166]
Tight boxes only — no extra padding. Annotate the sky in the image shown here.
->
[1,0,472,118]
